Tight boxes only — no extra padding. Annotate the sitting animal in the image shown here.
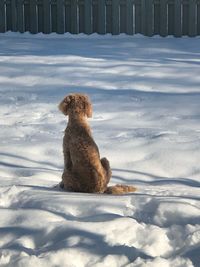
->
[59,93,136,194]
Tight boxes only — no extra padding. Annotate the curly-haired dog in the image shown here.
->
[59,93,136,194]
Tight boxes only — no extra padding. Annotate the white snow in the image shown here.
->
[0,32,200,267]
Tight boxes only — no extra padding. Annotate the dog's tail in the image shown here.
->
[104,184,136,194]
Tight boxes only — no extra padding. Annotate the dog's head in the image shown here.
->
[58,93,92,118]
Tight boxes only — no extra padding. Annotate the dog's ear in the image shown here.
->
[58,94,74,116]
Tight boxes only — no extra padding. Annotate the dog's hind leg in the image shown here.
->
[101,157,112,184]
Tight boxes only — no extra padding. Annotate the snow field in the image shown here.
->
[0,32,200,266]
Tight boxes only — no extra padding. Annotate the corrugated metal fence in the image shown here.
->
[0,0,200,36]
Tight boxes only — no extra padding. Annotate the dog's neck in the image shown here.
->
[68,115,92,135]
[68,114,87,123]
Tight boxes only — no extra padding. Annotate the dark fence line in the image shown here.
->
[0,0,200,36]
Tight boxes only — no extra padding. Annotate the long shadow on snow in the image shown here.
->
[39,228,153,262]
[0,226,46,255]
[1,226,153,262]
[0,160,60,174]
[0,152,61,170]
[113,168,200,188]
[0,152,62,178]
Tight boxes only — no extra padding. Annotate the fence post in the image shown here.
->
[189,0,197,36]
[98,0,106,34]
[0,0,6,32]
[126,0,135,35]
[84,0,92,34]
[112,0,120,34]
[43,0,51,33]
[57,0,65,33]
[174,0,182,37]
[160,0,168,36]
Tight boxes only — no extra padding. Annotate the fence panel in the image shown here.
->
[126,0,135,35]
[168,1,174,35]
[65,1,71,32]
[174,0,182,36]
[0,0,200,36]
[97,0,105,33]
[51,2,57,32]
[154,2,160,34]
[112,0,120,34]
[160,0,168,36]
[30,0,38,33]
[17,0,25,33]
[135,1,141,33]
[189,0,197,36]
[120,1,126,33]
[79,0,84,32]
[182,2,189,35]
[57,0,65,33]
[198,3,200,34]
[71,0,78,33]
[11,0,17,31]
[146,0,154,36]
[141,0,146,34]
[43,0,51,33]
[84,0,92,33]
[106,1,112,33]
[0,0,6,32]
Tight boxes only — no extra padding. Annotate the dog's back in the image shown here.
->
[59,93,136,194]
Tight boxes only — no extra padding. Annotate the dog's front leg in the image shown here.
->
[64,150,72,170]
[60,150,72,189]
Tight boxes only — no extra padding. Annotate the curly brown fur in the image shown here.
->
[105,185,136,194]
[59,93,136,194]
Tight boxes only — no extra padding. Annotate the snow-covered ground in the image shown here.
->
[0,32,200,267]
